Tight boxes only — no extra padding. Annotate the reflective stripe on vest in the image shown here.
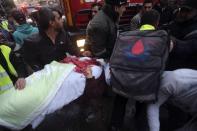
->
[0,45,18,77]
[0,71,7,77]
[0,65,14,94]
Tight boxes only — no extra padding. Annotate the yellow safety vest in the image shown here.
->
[0,45,18,94]
[0,20,9,31]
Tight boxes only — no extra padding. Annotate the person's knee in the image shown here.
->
[161,71,176,85]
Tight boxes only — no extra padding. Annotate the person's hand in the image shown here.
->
[170,36,177,44]
[82,51,92,57]
[15,78,26,90]
[85,66,93,79]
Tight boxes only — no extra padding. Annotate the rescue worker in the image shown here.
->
[0,44,26,92]
[0,19,9,31]
[130,0,153,30]
[0,12,16,32]
[0,44,26,131]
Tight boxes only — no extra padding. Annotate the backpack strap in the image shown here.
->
[184,30,197,39]
[0,48,10,77]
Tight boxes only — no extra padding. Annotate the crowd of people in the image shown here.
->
[0,0,197,130]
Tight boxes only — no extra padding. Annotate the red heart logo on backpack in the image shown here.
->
[131,40,144,55]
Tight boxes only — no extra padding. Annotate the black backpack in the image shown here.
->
[110,30,169,101]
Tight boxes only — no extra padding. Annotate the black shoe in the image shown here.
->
[0,126,11,131]
[85,112,97,123]
[109,126,121,131]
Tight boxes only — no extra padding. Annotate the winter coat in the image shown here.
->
[86,4,118,59]
[166,16,197,70]
[130,13,141,31]
[13,23,38,46]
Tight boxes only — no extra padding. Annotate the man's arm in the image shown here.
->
[130,14,140,31]
[10,51,27,90]
[86,22,109,58]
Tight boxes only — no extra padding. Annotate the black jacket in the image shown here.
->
[167,16,197,70]
[154,5,174,26]
[86,4,119,59]
[23,30,78,71]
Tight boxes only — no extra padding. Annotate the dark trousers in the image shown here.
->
[135,101,149,131]
[110,94,149,131]
[110,94,128,129]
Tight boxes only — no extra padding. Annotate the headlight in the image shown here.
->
[76,39,85,47]
[80,48,85,52]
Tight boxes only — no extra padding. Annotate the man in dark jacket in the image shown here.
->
[154,0,174,26]
[86,0,127,59]
[167,0,197,70]
[85,1,127,130]
[23,7,78,72]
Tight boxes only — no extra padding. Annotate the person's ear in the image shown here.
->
[155,20,159,28]
[114,6,119,12]
[49,20,54,27]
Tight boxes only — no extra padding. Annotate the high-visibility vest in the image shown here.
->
[0,20,9,31]
[0,45,18,94]
[140,24,155,31]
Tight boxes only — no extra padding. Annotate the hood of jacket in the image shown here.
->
[16,23,36,34]
[102,4,119,23]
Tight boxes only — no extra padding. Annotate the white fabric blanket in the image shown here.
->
[31,71,86,128]
[0,61,86,130]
